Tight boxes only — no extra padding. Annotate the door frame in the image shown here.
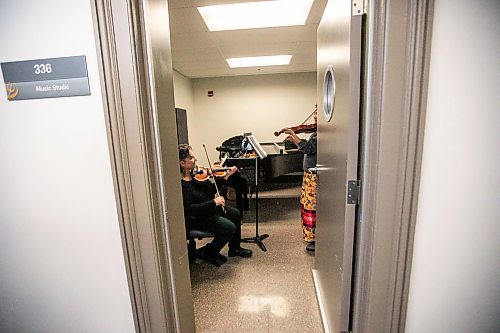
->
[352,0,434,332]
[91,0,194,332]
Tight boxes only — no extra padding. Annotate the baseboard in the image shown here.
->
[312,268,331,333]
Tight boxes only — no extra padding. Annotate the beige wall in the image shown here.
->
[186,72,317,162]
[406,0,500,332]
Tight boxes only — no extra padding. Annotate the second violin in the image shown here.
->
[274,123,317,136]
[274,106,318,136]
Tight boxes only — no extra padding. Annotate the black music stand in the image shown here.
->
[240,134,269,252]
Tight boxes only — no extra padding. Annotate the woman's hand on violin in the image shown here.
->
[283,128,301,145]
[224,166,238,179]
[213,196,225,206]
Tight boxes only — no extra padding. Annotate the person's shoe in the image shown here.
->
[215,253,228,263]
[306,241,315,252]
[197,248,224,267]
[228,247,253,258]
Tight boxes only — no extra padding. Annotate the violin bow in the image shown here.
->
[300,104,318,125]
[202,144,226,212]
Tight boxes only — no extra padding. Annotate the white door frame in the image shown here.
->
[352,0,434,332]
[91,0,194,332]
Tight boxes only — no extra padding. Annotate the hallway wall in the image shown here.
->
[406,0,500,331]
[0,0,135,332]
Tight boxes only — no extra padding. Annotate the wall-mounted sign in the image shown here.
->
[1,55,90,101]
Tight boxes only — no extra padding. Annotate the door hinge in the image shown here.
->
[347,180,361,205]
[352,0,366,16]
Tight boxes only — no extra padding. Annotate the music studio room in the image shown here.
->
[169,0,326,331]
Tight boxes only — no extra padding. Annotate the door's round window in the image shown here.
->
[323,65,336,122]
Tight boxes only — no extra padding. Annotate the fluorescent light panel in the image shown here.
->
[226,55,292,68]
[198,0,314,31]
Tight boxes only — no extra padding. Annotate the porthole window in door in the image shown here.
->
[323,65,336,122]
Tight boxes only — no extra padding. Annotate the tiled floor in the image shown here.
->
[189,180,323,333]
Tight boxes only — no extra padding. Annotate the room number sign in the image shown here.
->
[1,55,91,101]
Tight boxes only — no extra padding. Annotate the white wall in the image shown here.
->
[0,1,135,332]
[406,0,500,332]
[189,72,317,162]
[173,70,194,113]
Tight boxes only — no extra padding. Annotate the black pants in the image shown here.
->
[206,206,242,254]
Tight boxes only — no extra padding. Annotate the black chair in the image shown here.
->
[187,229,216,262]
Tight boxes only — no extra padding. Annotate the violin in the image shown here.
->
[274,105,318,136]
[193,165,232,181]
[274,123,317,136]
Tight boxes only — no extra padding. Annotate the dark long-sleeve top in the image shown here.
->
[297,132,317,172]
[181,178,225,228]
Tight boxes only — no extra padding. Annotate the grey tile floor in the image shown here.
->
[189,182,323,333]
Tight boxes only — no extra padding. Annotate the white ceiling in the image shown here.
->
[168,0,327,78]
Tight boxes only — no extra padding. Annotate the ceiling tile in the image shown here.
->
[219,42,299,58]
[210,25,317,46]
[191,0,271,6]
[307,0,328,24]
[168,0,193,9]
[172,47,226,65]
[169,7,207,34]
[168,0,326,78]
[170,31,217,50]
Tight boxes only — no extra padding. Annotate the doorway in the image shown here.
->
[93,0,434,331]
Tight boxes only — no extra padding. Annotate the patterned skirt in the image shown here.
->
[300,171,317,242]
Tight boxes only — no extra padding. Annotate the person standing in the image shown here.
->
[283,126,317,252]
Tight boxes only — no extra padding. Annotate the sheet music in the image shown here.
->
[244,133,268,159]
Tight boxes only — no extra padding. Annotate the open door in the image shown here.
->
[314,0,364,332]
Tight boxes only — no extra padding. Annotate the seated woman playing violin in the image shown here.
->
[178,144,252,265]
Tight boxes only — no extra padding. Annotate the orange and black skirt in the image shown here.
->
[300,171,317,242]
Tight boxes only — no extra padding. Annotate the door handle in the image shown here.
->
[308,167,318,174]
[310,164,327,174]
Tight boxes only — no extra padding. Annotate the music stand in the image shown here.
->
[241,134,269,252]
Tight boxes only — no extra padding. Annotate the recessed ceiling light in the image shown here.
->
[226,55,292,68]
[198,0,314,31]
